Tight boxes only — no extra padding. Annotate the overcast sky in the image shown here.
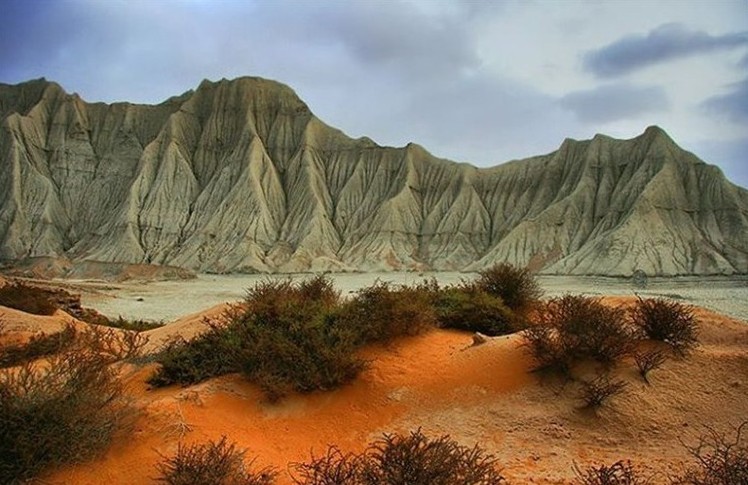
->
[2,0,747,187]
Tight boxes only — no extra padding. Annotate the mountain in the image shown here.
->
[1,76,746,276]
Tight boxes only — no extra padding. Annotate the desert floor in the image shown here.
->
[2,274,746,484]
[76,272,748,323]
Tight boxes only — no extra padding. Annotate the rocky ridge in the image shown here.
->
[1,76,746,275]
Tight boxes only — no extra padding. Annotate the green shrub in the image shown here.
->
[336,281,437,346]
[156,436,277,485]
[0,324,142,483]
[433,284,515,336]
[475,263,542,317]
[103,316,165,332]
[0,322,77,368]
[0,280,59,315]
[291,429,504,485]
[629,297,698,355]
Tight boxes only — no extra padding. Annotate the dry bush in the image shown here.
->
[290,446,364,485]
[0,322,77,368]
[0,325,138,483]
[573,459,650,484]
[674,422,748,485]
[579,374,628,409]
[475,263,542,318]
[0,280,59,315]
[523,296,636,374]
[633,349,667,384]
[630,297,698,355]
[103,316,165,332]
[291,429,503,485]
[156,436,277,485]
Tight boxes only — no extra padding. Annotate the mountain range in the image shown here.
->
[1,76,746,276]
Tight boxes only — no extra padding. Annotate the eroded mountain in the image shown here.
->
[1,76,746,275]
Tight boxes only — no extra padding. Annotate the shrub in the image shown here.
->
[633,349,667,385]
[432,284,516,336]
[290,429,504,485]
[630,297,698,355]
[0,325,141,483]
[104,316,165,332]
[675,421,747,485]
[0,322,77,368]
[336,281,437,346]
[579,374,628,409]
[573,459,649,484]
[156,436,277,485]
[523,296,636,373]
[0,280,59,315]
[149,276,365,400]
[475,263,542,317]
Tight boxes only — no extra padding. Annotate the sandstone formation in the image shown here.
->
[1,76,746,275]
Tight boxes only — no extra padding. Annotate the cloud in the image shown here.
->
[559,83,670,123]
[584,23,748,77]
[701,78,748,124]
[687,137,748,189]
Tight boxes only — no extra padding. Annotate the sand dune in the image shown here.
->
[0,296,739,484]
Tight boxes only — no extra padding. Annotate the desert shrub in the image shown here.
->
[335,281,437,346]
[291,429,504,485]
[149,276,365,400]
[147,320,238,387]
[156,436,277,485]
[633,349,667,384]
[523,295,636,373]
[573,459,649,484]
[579,374,628,409]
[475,263,542,317]
[432,284,516,336]
[291,446,364,485]
[630,297,698,355]
[0,322,77,368]
[675,421,748,485]
[0,325,140,483]
[103,316,165,332]
[0,280,59,315]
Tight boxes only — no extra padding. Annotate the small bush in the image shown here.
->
[0,280,59,315]
[432,284,515,336]
[573,459,649,484]
[0,324,141,483]
[104,316,164,332]
[291,429,504,485]
[633,349,667,384]
[336,281,437,346]
[523,296,636,373]
[0,322,77,368]
[291,446,364,485]
[475,263,542,317]
[630,297,698,355]
[156,436,277,485]
[675,421,747,485]
[579,374,628,409]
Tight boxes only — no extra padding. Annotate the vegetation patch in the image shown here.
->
[629,296,698,355]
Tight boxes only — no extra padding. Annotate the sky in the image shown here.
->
[1,0,747,187]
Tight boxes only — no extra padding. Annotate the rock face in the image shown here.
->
[1,76,747,276]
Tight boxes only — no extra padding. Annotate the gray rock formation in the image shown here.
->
[1,76,746,276]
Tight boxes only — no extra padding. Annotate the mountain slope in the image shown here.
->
[1,76,746,275]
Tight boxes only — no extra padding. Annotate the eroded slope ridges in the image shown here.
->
[1,76,746,275]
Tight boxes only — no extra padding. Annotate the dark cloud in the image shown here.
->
[701,78,748,124]
[584,23,748,77]
[559,83,670,123]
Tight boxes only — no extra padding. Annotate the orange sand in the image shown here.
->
[1,295,745,484]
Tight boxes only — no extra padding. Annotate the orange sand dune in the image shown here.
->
[1,296,743,484]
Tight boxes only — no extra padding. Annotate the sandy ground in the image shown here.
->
[5,298,738,485]
[75,273,748,324]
